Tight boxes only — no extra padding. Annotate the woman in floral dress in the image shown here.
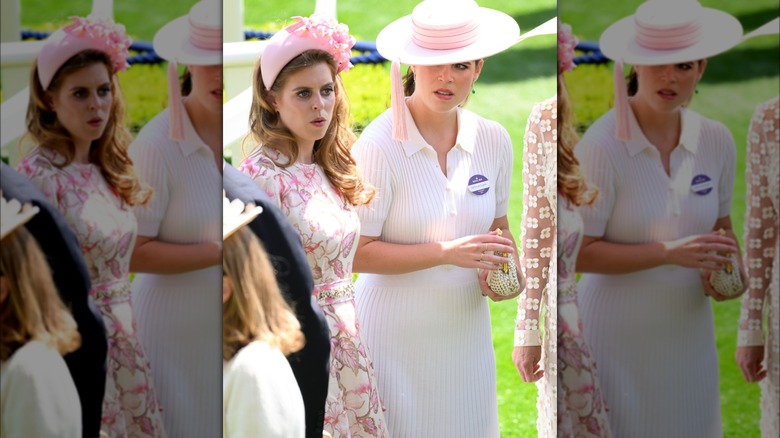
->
[553,23,612,437]
[238,15,387,438]
[17,15,165,437]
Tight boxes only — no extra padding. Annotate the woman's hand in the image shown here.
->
[662,231,737,270]
[513,346,544,382]
[478,268,523,301]
[442,232,513,270]
[736,346,766,383]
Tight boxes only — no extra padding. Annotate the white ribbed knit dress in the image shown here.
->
[128,107,222,438]
[575,107,734,437]
[353,101,512,437]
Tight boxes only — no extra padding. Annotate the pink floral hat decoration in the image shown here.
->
[558,22,578,74]
[261,14,356,91]
[37,15,132,90]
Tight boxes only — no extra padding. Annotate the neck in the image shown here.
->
[629,97,682,150]
[407,96,458,149]
[73,140,91,164]
[296,140,315,165]
[183,96,221,148]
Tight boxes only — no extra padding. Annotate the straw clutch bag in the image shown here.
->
[487,229,521,296]
[706,229,744,297]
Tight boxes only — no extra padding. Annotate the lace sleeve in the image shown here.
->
[738,97,779,347]
[515,98,556,347]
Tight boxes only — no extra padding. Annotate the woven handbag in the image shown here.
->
[707,229,744,297]
[487,228,521,296]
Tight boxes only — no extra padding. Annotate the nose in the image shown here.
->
[312,94,324,111]
[438,66,453,83]
[661,65,676,82]
[88,92,100,109]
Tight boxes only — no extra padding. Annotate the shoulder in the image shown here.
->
[752,96,779,125]
[237,146,289,181]
[16,148,61,176]
[355,108,395,150]
[528,96,557,127]
[3,341,68,383]
[577,110,622,156]
[226,341,286,382]
[129,110,174,158]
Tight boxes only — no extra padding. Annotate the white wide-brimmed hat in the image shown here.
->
[378,0,555,141]
[599,0,748,142]
[223,194,263,240]
[154,0,221,141]
[0,192,40,240]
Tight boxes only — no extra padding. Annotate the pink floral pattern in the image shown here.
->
[287,14,355,73]
[558,22,578,75]
[557,196,612,437]
[17,148,165,438]
[63,15,132,73]
[239,147,387,438]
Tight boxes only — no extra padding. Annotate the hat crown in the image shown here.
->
[410,0,482,50]
[222,194,262,240]
[0,192,40,240]
[187,0,221,51]
[633,1,704,50]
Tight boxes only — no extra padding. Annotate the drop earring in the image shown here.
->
[471,87,476,95]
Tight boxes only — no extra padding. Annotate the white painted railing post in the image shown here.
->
[1,0,26,165]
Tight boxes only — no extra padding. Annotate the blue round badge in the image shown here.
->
[691,174,713,195]
[467,174,490,195]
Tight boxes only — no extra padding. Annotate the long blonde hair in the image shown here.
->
[1,227,81,362]
[222,226,304,360]
[26,50,150,206]
[244,49,374,206]
[558,74,597,206]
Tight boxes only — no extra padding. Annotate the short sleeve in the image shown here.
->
[128,139,170,237]
[494,127,514,219]
[575,134,616,237]
[353,140,394,237]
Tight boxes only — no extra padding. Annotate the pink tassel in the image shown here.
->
[613,60,630,142]
[167,61,184,141]
[390,60,407,142]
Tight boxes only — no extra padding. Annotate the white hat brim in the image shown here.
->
[376,8,520,65]
[154,16,222,66]
[600,8,743,65]
[223,205,263,240]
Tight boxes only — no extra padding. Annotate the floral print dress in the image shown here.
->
[239,147,387,438]
[18,148,166,438]
[557,195,611,437]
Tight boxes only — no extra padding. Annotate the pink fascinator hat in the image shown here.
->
[153,0,221,141]
[558,21,579,75]
[261,14,356,91]
[599,0,744,142]
[377,0,552,141]
[37,15,132,90]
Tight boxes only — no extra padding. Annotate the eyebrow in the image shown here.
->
[68,82,111,91]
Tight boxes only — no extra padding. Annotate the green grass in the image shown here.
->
[562,1,779,436]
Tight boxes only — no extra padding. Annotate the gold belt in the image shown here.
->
[316,282,355,301]
[559,282,577,298]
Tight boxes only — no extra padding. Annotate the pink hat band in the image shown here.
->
[635,18,702,50]
[37,15,131,90]
[189,16,222,51]
[411,17,481,50]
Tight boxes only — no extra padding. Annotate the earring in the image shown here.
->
[471,87,476,95]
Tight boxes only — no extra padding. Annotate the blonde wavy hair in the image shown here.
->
[558,74,597,206]
[222,226,304,361]
[244,49,374,206]
[1,227,81,362]
[25,50,150,206]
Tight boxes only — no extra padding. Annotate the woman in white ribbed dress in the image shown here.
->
[128,3,222,437]
[573,2,749,436]
[351,2,533,436]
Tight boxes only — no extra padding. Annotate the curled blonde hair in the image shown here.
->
[222,226,304,360]
[25,50,150,206]
[244,49,374,206]
[558,74,597,206]
[1,227,81,362]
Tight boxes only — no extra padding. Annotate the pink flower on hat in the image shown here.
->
[287,15,356,73]
[558,22,578,74]
[62,15,132,73]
